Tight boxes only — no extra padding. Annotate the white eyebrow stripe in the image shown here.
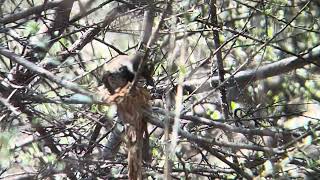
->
[124,61,134,73]
[105,55,138,74]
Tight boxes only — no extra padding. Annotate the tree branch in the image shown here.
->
[144,109,282,154]
[0,47,96,99]
[0,0,64,24]
[185,45,320,94]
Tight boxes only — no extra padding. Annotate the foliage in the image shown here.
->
[0,0,320,179]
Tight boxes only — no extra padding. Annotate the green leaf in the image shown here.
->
[273,95,280,103]
[178,64,187,75]
[152,148,159,157]
[59,37,69,47]
[24,20,40,35]
[230,101,239,111]
[267,26,274,38]
[210,110,221,120]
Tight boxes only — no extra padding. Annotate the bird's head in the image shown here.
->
[102,53,143,94]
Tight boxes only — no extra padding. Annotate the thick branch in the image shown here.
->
[0,47,96,99]
[210,0,229,118]
[0,0,64,24]
[185,45,320,93]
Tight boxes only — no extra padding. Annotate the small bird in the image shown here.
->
[102,52,151,180]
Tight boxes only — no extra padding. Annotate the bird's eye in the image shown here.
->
[119,66,127,72]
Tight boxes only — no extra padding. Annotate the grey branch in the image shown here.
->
[186,45,320,93]
[0,47,97,100]
[145,109,281,154]
[0,0,64,24]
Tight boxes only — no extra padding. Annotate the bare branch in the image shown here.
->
[0,0,64,24]
[185,45,320,93]
[0,47,96,98]
[145,109,282,154]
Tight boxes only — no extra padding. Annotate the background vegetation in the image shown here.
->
[0,0,320,179]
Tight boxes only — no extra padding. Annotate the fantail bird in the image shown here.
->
[102,52,153,166]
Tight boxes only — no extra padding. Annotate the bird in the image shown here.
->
[102,52,151,180]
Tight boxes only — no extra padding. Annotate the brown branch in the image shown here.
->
[147,0,172,48]
[138,1,154,48]
[50,0,75,36]
[85,117,107,155]
[209,0,229,118]
[0,0,64,24]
